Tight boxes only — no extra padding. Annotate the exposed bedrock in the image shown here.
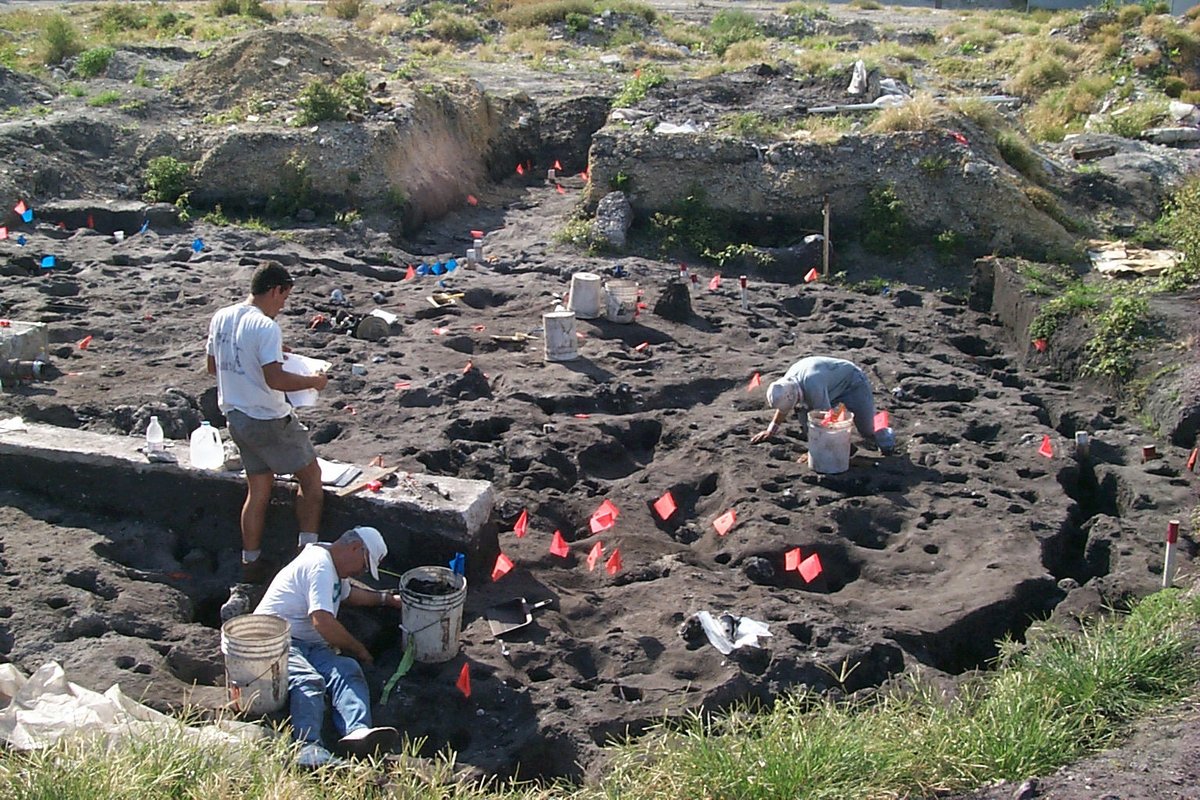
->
[585,126,1077,262]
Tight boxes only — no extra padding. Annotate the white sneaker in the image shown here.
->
[296,742,340,768]
[338,726,399,759]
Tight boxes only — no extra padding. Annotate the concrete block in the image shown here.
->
[0,320,49,361]
[0,421,497,582]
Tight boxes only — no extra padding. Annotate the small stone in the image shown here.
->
[1012,778,1038,800]
[743,556,775,585]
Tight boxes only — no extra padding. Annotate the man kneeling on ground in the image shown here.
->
[254,525,400,767]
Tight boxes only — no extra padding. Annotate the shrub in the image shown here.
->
[707,9,758,56]
[336,71,368,112]
[1096,98,1168,138]
[613,66,666,107]
[266,153,313,217]
[1007,54,1071,98]
[1082,294,1152,379]
[1157,177,1200,291]
[296,80,344,124]
[429,12,484,42]
[43,14,81,65]
[498,0,593,29]
[75,46,115,79]
[866,93,949,133]
[98,4,149,34]
[143,156,192,203]
[326,0,364,20]
[861,183,909,255]
[565,11,590,33]
[87,89,123,107]
[211,0,240,14]
[211,0,273,20]
[996,129,1044,182]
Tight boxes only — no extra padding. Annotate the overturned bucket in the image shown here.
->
[568,271,604,319]
[400,566,468,663]
[220,614,290,716]
[543,309,579,362]
[808,409,854,474]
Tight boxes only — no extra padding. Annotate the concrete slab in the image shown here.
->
[0,320,49,361]
[0,421,498,582]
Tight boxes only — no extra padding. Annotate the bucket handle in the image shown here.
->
[226,653,286,708]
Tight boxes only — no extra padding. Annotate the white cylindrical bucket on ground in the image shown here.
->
[808,410,854,474]
[604,280,640,323]
[221,614,290,716]
[568,272,604,319]
[543,310,579,362]
[400,566,467,664]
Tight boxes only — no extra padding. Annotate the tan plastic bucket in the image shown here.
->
[808,410,854,474]
[400,566,467,663]
[604,280,640,323]
[567,272,604,319]
[221,614,290,716]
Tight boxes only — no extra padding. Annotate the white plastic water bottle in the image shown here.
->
[145,415,164,453]
[189,421,224,470]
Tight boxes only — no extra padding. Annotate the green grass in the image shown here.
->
[86,89,122,107]
[1028,279,1101,340]
[1,591,1196,799]
[1082,293,1154,379]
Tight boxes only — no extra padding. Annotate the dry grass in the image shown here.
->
[721,38,770,66]
[866,92,952,133]
[793,113,856,144]
[366,12,412,36]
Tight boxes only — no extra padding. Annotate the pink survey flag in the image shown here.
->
[712,509,736,536]
[708,274,721,291]
[1038,435,1054,459]
[516,163,525,175]
[653,491,677,521]
[873,410,890,432]
[554,159,563,171]
[804,268,819,283]
[0,227,7,240]
[799,553,823,583]
[556,184,566,194]
[466,194,478,206]
[785,547,802,572]
[605,548,623,575]
[513,509,528,538]
[634,342,649,352]
[13,199,26,215]
[748,372,761,391]
[456,663,471,698]
[404,264,415,280]
[471,229,484,239]
[549,529,569,558]
[589,499,619,533]
[491,552,514,581]
[586,541,603,571]
[1033,338,1048,352]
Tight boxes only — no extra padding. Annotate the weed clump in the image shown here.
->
[861,183,910,255]
[43,15,82,66]
[74,46,115,79]
[143,156,193,204]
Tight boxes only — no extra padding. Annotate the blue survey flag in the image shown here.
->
[139,220,149,234]
[192,238,204,252]
[40,255,55,269]
[448,552,465,576]
[446,258,458,272]
[21,209,32,223]
[16,235,26,246]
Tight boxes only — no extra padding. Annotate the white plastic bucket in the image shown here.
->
[400,566,467,664]
[808,410,854,474]
[568,272,604,319]
[543,310,579,362]
[220,614,290,716]
[604,280,640,323]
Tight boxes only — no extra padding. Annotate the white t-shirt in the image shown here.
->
[206,302,291,420]
[254,544,352,643]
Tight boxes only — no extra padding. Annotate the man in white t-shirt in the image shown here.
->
[206,262,329,584]
[255,526,401,767]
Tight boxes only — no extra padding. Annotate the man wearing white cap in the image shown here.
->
[751,356,894,451]
[254,526,400,767]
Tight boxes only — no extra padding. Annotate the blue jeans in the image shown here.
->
[836,375,879,443]
[287,639,372,745]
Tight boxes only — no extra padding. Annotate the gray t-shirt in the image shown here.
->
[780,357,866,412]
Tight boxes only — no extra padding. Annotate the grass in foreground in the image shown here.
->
[0,590,1197,799]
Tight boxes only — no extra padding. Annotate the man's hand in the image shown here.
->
[750,429,772,444]
[356,646,374,667]
[310,372,329,392]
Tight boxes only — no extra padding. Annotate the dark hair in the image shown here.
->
[250,262,295,296]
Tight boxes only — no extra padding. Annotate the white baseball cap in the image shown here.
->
[352,526,387,580]
[766,380,799,412]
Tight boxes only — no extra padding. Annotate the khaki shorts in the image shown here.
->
[226,409,316,476]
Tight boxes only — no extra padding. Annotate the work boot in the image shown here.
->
[338,726,399,759]
[241,557,276,585]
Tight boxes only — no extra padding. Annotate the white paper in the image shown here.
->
[369,308,398,325]
[281,353,330,407]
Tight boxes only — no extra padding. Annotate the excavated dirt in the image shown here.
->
[0,2,1198,793]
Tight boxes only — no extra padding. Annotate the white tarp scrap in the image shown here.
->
[697,611,772,655]
[0,661,264,751]
[1087,240,1182,279]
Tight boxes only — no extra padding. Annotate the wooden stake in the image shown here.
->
[1162,519,1180,589]
[822,195,831,277]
